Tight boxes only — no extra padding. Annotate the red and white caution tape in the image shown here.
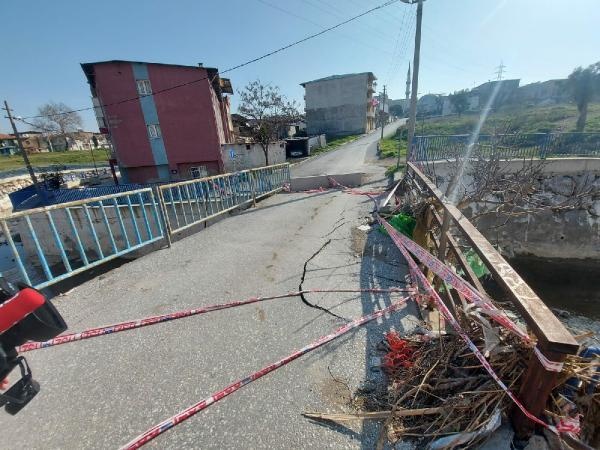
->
[120,296,410,449]
[534,346,564,372]
[377,215,574,434]
[18,288,410,353]
[328,177,385,196]
[377,216,531,343]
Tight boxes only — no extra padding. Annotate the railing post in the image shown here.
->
[249,170,257,207]
[511,346,567,438]
[154,186,172,247]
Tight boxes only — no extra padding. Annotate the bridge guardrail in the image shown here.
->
[1,188,164,290]
[0,163,290,290]
[403,162,578,435]
[412,132,600,162]
[157,163,290,237]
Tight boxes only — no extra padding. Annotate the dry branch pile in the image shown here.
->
[352,325,600,449]
[374,329,526,448]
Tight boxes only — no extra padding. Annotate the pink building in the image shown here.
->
[81,60,234,183]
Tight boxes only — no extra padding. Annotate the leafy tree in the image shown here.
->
[389,104,404,117]
[568,62,600,131]
[33,102,83,150]
[238,80,300,166]
[448,89,469,117]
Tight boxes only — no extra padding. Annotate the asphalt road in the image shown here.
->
[1,121,419,449]
[292,121,405,177]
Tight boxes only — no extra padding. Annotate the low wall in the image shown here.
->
[0,176,35,212]
[427,158,600,259]
[289,173,366,191]
[221,142,286,172]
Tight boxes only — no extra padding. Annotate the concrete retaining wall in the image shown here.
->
[428,158,600,259]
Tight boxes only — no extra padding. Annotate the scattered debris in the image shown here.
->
[306,322,599,449]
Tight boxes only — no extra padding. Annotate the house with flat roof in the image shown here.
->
[300,72,377,137]
[81,60,234,183]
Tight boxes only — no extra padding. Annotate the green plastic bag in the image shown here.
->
[464,249,490,278]
[379,213,416,238]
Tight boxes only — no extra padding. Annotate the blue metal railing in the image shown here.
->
[1,188,164,289]
[411,132,600,162]
[159,163,290,235]
[0,163,290,289]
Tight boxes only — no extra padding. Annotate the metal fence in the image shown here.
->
[158,163,290,235]
[0,163,290,289]
[411,132,600,162]
[0,188,164,289]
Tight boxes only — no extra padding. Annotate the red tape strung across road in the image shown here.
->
[18,288,411,353]
[377,215,572,435]
[119,296,410,449]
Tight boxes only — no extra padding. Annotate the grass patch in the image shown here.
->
[380,137,407,159]
[413,102,600,135]
[311,134,360,155]
[0,149,110,172]
[385,163,405,177]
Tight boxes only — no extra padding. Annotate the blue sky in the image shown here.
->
[1,0,598,132]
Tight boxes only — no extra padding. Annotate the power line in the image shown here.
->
[258,0,394,56]
[386,6,416,85]
[384,5,410,82]
[21,0,401,120]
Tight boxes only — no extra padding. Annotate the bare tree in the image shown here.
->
[238,80,300,166]
[568,62,600,131]
[432,133,595,230]
[33,102,83,150]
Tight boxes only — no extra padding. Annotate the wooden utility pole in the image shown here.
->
[401,0,424,168]
[380,85,387,141]
[3,100,43,197]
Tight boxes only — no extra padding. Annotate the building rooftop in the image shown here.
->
[81,60,233,95]
[300,72,376,87]
[0,134,15,140]
[81,59,218,72]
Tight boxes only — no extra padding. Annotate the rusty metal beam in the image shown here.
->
[429,208,487,295]
[407,162,578,354]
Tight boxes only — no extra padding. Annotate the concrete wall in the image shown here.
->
[308,135,326,151]
[221,142,286,172]
[429,158,600,260]
[303,73,370,136]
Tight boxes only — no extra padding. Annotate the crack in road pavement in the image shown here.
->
[298,239,348,321]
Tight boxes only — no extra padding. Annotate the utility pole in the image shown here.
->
[380,85,387,141]
[399,0,424,168]
[405,63,411,106]
[3,100,43,197]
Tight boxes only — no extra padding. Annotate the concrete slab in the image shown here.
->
[290,173,366,191]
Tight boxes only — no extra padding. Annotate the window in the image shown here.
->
[136,79,152,96]
[147,124,161,139]
[190,166,208,179]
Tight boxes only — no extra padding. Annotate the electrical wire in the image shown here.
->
[258,0,394,55]
[22,0,401,120]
